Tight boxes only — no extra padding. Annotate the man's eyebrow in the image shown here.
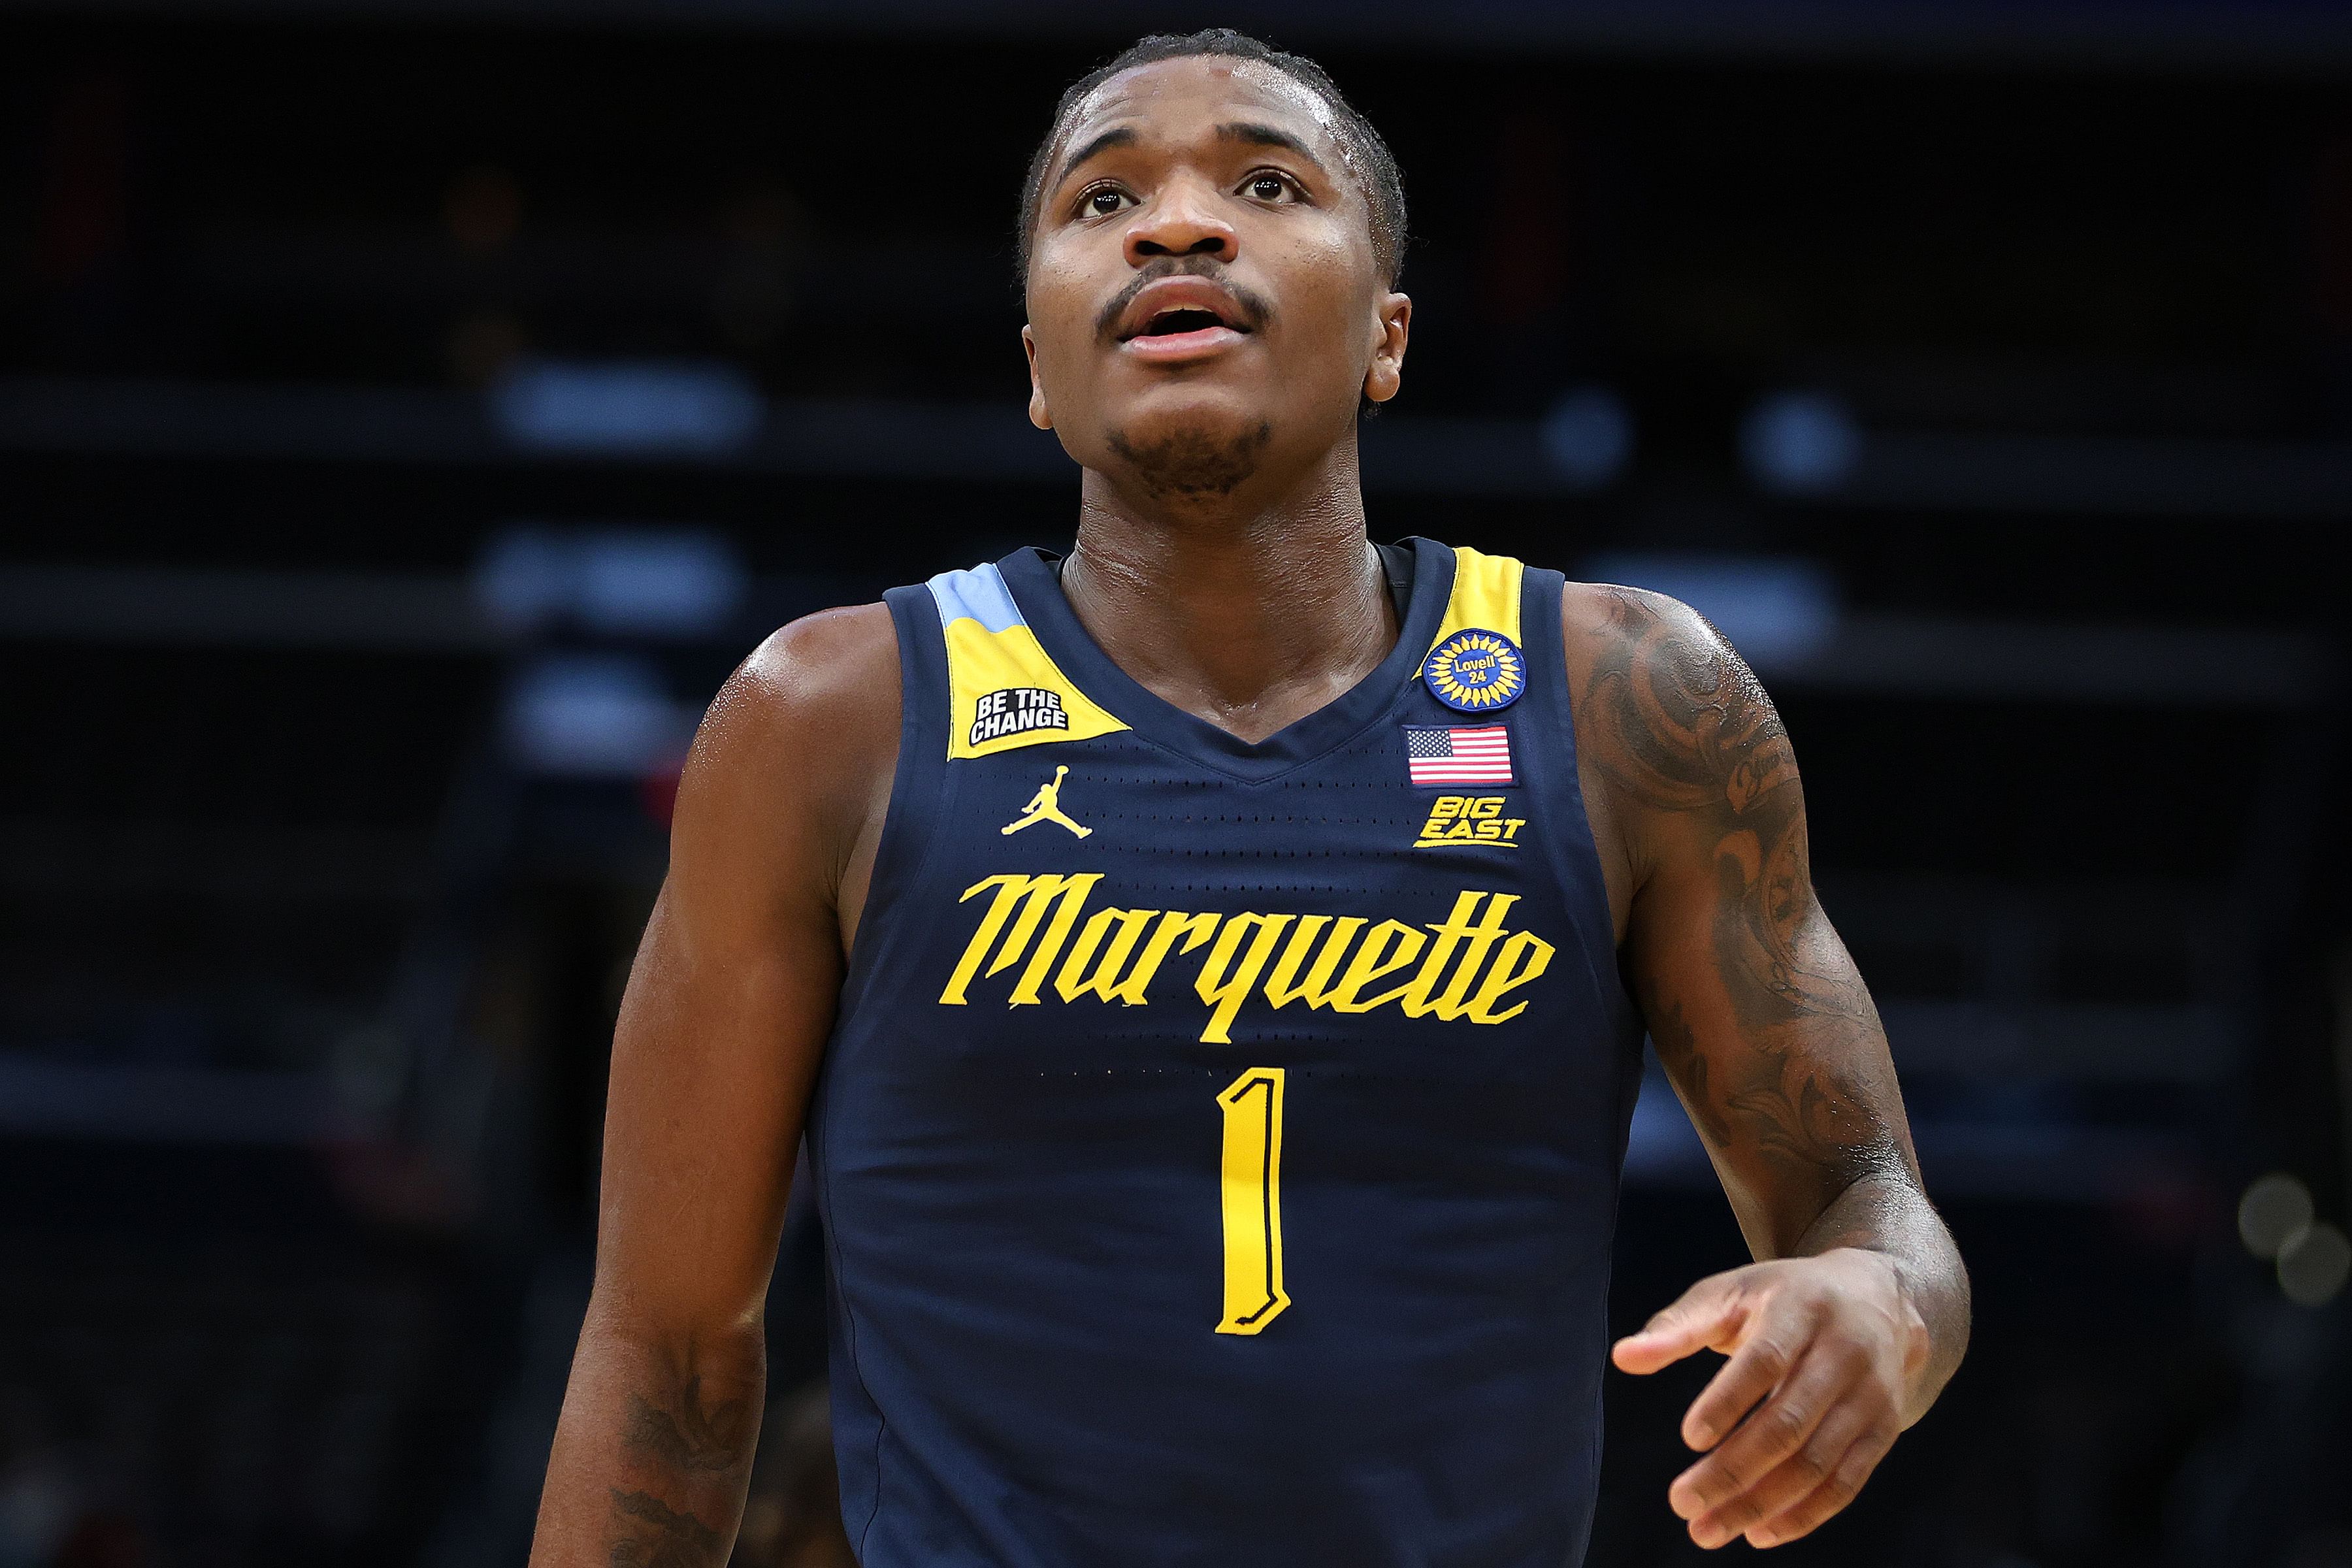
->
[1051,125,1138,190]
[1215,121,1329,172]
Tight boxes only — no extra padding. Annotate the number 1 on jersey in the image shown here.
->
[1216,1067,1290,1335]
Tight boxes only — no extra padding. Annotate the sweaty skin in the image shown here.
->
[529,52,1966,1568]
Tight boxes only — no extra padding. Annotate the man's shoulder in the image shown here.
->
[686,602,902,821]
[738,601,901,712]
[1422,543,1727,664]
[1555,578,1725,664]
[1552,574,1793,825]
[702,602,900,747]
[1552,578,1757,727]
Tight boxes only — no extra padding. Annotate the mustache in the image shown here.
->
[1094,257,1274,340]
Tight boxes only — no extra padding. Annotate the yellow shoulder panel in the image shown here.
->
[926,563,1129,761]
[1431,546,1526,651]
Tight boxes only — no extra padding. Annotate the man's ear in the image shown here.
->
[1021,324,1053,431]
[1362,293,1412,406]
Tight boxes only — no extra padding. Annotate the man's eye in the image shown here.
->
[1084,187,1130,216]
[1245,173,1295,203]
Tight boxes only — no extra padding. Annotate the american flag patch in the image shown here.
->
[1404,724,1514,787]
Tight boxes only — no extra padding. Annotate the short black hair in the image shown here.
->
[1016,29,1408,289]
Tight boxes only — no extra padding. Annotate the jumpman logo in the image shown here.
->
[1002,764,1092,838]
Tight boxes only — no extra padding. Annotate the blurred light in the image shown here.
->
[0,1457,74,1562]
[493,359,766,455]
[1580,552,1841,669]
[328,1024,406,1120]
[477,526,745,639]
[1622,1069,1711,1182]
[2278,1222,2351,1307]
[504,653,694,778]
[444,165,520,253]
[448,312,525,387]
[1742,390,1861,494]
[2238,1171,2315,1259]
[1539,386,1633,489]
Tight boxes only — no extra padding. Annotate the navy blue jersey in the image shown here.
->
[808,538,1642,1567]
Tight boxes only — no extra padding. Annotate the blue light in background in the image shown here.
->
[504,653,696,777]
[1580,551,1842,668]
[492,359,766,455]
[1540,386,1635,489]
[476,525,746,639]
[1740,389,1861,494]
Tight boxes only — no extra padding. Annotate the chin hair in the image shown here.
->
[1105,419,1274,500]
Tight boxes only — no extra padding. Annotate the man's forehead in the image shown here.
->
[1058,56,1341,169]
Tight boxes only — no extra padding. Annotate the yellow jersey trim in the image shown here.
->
[927,563,1130,760]
[1429,546,1526,655]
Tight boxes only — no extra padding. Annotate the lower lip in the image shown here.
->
[1120,325,1249,363]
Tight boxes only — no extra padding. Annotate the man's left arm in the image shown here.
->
[1571,586,1970,1552]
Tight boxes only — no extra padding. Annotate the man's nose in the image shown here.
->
[1124,173,1237,267]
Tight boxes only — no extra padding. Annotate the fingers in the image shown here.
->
[1668,1337,1850,1530]
[1683,1386,1893,1549]
[1610,1274,1750,1377]
[1635,1253,1919,1550]
[1741,1420,1895,1548]
[1677,1301,1808,1451]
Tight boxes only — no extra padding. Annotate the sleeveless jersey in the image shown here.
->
[808,538,1642,1568]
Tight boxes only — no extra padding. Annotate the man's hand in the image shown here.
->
[1567,587,1970,1550]
[1612,1249,1931,1551]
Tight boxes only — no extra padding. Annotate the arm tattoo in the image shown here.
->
[1642,973,1895,1192]
[1589,589,1908,1197]
[601,1369,757,1567]
[608,1488,723,1568]
[625,1379,752,1474]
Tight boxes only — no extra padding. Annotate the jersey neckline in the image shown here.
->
[995,538,1456,785]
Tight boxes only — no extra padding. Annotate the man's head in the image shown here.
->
[1017,31,1411,506]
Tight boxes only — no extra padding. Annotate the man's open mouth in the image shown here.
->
[1124,306,1247,340]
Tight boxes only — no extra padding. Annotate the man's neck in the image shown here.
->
[1062,432,1399,745]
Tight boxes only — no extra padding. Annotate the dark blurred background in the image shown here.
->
[3,1,2351,1564]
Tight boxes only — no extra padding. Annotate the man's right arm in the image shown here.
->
[527,604,900,1568]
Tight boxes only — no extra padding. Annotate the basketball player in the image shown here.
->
[530,30,1967,1567]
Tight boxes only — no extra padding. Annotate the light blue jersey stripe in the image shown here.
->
[925,563,1025,635]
